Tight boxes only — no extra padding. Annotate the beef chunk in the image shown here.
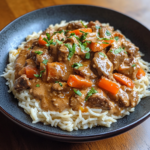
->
[51,32,66,41]
[70,88,90,111]
[14,75,31,91]
[24,39,38,49]
[45,27,55,36]
[84,32,97,43]
[107,47,128,70]
[122,40,140,57]
[65,36,79,45]
[118,58,140,79]
[30,47,52,66]
[86,89,114,110]
[52,82,69,91]
[58,44,69,62]
[107,86,138,107]
[73,62,97,79]
[99,25,114,38]
[93,52,113,78]
[87,20,101,32]
[67,22,83,30]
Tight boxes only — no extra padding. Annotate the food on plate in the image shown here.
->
[2,20,150,131]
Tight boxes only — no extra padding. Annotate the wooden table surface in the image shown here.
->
[0,0,150,149]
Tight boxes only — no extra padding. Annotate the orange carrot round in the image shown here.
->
[38,35,47,46]
[113,73,134,89]
[69,28,92,36]
[67,75,92,88]
[98,77,120,95]
[25,66,38,78]
[136,68,145,79]
[90,39,114,52]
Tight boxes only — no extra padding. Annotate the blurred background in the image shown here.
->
[0,0,150,150]
[0,0,150,30]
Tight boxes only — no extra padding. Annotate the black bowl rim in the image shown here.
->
[0,4,150,140]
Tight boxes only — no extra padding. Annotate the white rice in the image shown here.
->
[2,21,150,131]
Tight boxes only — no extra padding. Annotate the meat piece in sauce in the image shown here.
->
[87,20,101,32]
[73,61,97,79]
[14,74,31,91]
[99,25,114,38]
[122,40,140,57]
[58,44,69,62]
[52,82,69,91]
[107,46,128,70]
[70,88,90,111]
[86,89,114,110]
[30,47,52,66]
[118,58,140,79]
[93,52,113,78]
[24,39,38,49]
[67,22,83,30]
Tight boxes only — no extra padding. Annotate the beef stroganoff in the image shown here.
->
[2,20,150,131]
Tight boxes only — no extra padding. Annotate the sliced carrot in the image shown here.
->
[25,66,38,78]
[98,77,120,95]
[47,62,65,80]
[90,40,114,52]
[69,28,92,36]
[136,68,145,79]
[79,106,88,113]
[113,73,134,89]
[38,35,47,46]
[67,75,92,88]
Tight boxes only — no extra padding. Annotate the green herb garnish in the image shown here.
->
[34,51,43,55]
[102,42,109,44]
[73,89,82,96]
[105,30,111,36]
[113,47,123,54]
[85,52,90,59]
[42,59,48,65]
[98,38,110,40]
[55,81,63,87]
[132,64,136,67]
[46,33,50,40]
[85,87,98,101]
[95,25,101,30]
[53,30,64,35]
[99,52,107,58]
[65,43,77,60]
[34,74,40,77]
[36,84,40,87]
[80,30,88,41]
[81,21,87,28]
[114,36,119,41]
[28,47,32,50]
[72,63,83,69]
[56,39,63,45]
[124,51,127,54]
[43,38,56,47]
[34,69,46,78]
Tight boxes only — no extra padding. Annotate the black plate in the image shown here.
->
[0,5,150,142]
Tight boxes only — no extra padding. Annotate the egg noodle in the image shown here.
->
[2,21,150,131]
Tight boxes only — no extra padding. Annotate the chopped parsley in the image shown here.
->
[111,47,124,54]
[132,64,136,67]
[124,51,127,54]
[55,81,63,87]
[43,38,56,47]
[36,84,40,87]
[34,51,43,55]
[69,33,80,41]
[114,36,119,41]
[105,30,111,36]
[85,52,90,59]
[65,43,77,60]
[98,38,110,40]
[73,89,82,96]
[56,39,63,45]
[85,87,98,101]
[53,30,64,35]
[102,42,109,44]
[80,30,88,41]
[28,47,32,50]
[79,43,90,52]
[81,21,87,28]
[95,25,101,30]
[99,52,107,58]
[46,33,50,40]
[42,59,48,65]
[34,69,46,78]
[72,63,83,69]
